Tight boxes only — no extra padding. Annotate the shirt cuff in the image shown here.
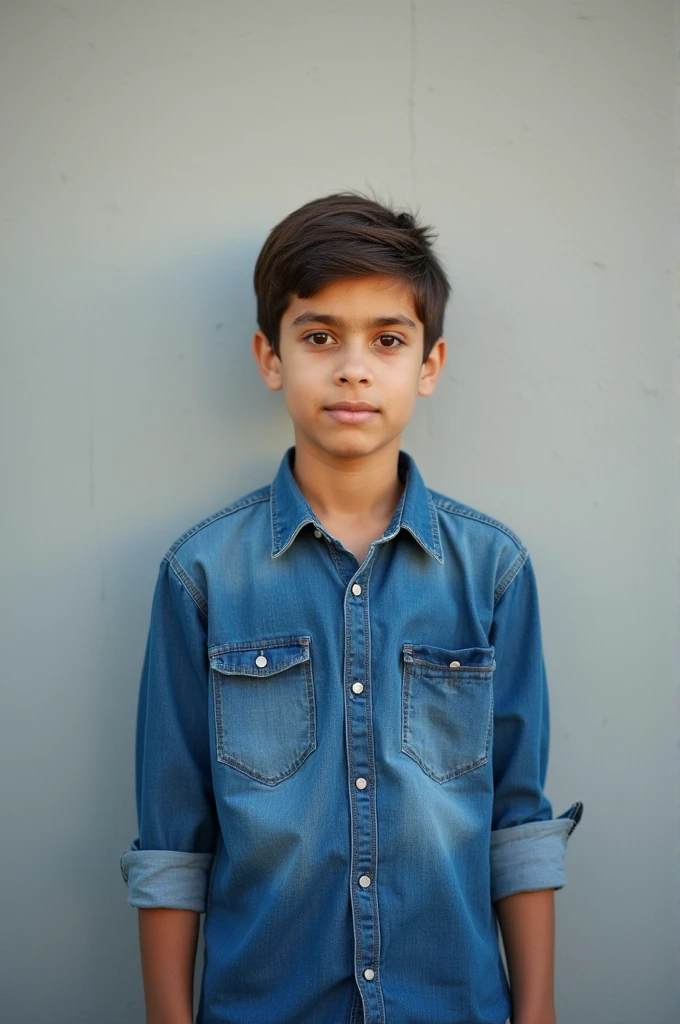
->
[490,800,584,903]
[120,838,215,912]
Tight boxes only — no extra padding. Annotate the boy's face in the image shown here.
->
[252,274,446,461]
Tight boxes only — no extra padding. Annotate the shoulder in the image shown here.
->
[427,486,529,603]
[428,487,526,551]
[163,482,272,562]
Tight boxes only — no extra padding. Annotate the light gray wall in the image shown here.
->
[1,2,677,1022]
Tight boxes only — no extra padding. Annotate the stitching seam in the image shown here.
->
[493,549,528,605]
[430,494,525,550]
[163,487,271,560]
[168,557,208,619]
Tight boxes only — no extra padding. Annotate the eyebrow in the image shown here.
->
[289,311,418,330]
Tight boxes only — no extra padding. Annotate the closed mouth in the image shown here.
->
[324,402,379,412]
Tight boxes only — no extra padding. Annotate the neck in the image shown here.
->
[290,434,405,524]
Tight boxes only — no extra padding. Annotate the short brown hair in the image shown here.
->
[253,191,451,362]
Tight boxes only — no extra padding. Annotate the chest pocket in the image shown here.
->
[210,636,316,785]
[401,643,495,783]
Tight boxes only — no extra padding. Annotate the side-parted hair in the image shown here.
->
[253,191,451,362]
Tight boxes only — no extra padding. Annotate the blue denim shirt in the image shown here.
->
[121,446,583,1024]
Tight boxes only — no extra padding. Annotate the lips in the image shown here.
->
[325,402,379,412]
[324,402,379,424]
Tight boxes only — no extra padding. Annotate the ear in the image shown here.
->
[418,337,446,397]
[252,329,283,391]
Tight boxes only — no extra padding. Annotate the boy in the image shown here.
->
[121,192,583,1024]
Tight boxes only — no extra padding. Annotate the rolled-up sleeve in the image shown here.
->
[488,551,583,903]
[120,555,219,911]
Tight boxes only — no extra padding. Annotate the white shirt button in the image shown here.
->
[351,583,362,596]
[255,655,268,668]
[363,968,375,981]
[313,529,322,538]
[359,874,371,887]
[449,660,461,668]
[355,777,367,790]
[352,681,364,694]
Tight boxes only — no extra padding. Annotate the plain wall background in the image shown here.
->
[1,2,678,1022]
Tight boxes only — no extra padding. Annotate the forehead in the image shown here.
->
[283,274,421,326]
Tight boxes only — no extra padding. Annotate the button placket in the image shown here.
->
[344,563,384,1022]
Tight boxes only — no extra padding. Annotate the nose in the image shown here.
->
[333,345,373,387]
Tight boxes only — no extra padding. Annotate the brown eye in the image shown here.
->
[377,334,404,349]
[305,332,333,346]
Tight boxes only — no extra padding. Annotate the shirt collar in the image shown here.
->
[270,446,443,564]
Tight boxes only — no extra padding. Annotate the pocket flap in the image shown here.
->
[403,643,495,671]
[210,636,311,678]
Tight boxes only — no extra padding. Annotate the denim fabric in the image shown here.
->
[120,445,583,1024]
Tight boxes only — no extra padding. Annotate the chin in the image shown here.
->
[327,437,385,459]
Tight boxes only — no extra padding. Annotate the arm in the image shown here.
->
[120,556,219,1019]
[138,908,200,1024]
[495,889,556,1024]
[488,551,583,1021]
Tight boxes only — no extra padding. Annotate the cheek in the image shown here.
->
[280,364,319,410]
[385,364,423,401]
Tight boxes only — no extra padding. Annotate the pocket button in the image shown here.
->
[255,654,268,667]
